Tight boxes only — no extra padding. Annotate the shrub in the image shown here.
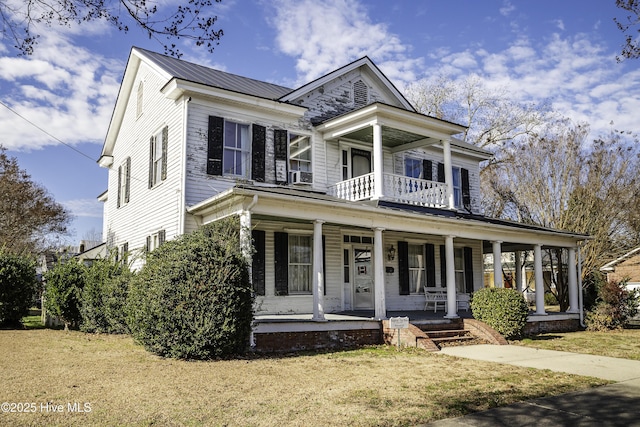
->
[0,250,36,327]
[586,279,639,331]
[544,292,558,306]
[81,253,132,334]
[471,287,529,339]
[127,218,254,359]
[44,259,86,330]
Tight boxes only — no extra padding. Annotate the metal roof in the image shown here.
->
[135,47,294,100]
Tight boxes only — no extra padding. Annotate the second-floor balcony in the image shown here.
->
[327,173,449,208]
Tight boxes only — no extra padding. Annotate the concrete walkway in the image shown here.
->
[422,344,640,427]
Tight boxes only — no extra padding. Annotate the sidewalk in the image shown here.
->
[422,344,640,427]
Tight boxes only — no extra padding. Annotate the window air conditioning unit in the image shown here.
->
[291,171,313,184]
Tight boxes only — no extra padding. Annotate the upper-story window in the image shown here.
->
[223,121,250,177]
[404,157,422,179]
[289,133,311,183]
[136,81,143,118]
[452,166,462,208]
[149,126,167,188]
[117,157,131,208]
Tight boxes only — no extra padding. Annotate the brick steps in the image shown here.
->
[415,320,487,349]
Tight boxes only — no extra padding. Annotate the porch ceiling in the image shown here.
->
[342,125,438,148]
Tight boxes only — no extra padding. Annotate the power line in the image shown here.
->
[0,98,96,162]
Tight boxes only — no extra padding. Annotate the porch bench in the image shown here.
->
[424,289,469,312]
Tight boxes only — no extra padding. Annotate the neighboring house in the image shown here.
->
[601,246,640,298]
[75,241,107,267]
[99,47,587,321]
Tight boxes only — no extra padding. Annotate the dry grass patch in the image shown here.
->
[517,329,640,360]
[0,329,607,427]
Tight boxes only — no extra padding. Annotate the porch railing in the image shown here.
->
[327,173,374,201]
[327,173,449,208]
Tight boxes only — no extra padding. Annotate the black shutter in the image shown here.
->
[440,245,446,287]
[252,230,266,296]
[158,229,166,246]
[117,165,122,208]
[425,243,436,287]
[461,168,471,212]
[274,232,289,296]
[322,235,326,295]
[148,136,154,188]
[464,246,474,294]
[207,116,224,175]
[124,157,131,204]
[274,129,288,184]
[398,241,409,295]
[423,159,432,181]
[437,162,445,183]
[252,124,266,182]
[145,236,151,253]
[161,126,168,181]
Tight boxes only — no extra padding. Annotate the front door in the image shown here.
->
[353,247,374,310]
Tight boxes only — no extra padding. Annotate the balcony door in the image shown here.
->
[351,148,371,178]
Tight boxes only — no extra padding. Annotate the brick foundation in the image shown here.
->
[253,328,382,353]
[524,318,581,335]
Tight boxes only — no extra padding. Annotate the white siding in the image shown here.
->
[104,62,185,269]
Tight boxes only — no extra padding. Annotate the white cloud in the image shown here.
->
[62,198,104,218]
[554,19,565,31]
[499,0,516,16]
[266,0,423,86]
[0,31,122,151]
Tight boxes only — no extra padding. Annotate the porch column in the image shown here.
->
[533,243,546,315]
[443,139,455,210]
[373,227,387,320]
[312,220,325,321]
[372,123,384,200]
[444,235,458,318]
[492,241,503,288]
[514,251,524,293]
[567,247,579,313]
[239,210,252,265]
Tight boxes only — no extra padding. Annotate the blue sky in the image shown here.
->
[0,0,636,244]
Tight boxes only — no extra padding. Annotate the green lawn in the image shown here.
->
[516,328,640,360]
[0,324,608,427]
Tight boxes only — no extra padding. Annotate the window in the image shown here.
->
[404,158,422,179]
[149,127,167,187]
[288,133,311,181]
[118,242,129,265]
[117,157,131,208]
[136,81,143,117]
[146,230,166,252]
[223,121,250,177]
[408,244,426,294]
[454,247,465,293]
[452,166,462,208]
[288,235,312,294]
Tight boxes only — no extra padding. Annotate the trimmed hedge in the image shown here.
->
[471,287,529,340]
[126,218,254,359]
[81,253,131,334]
[0,250,36,326]
[44,259,86,330]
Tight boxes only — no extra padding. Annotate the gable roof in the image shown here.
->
[135,47,293,100]
[279,56,415,111]
[601,246,640,271]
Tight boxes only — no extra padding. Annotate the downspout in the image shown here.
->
[578,243,585,328]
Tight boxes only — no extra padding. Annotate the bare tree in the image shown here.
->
[0,0,223,57]
[484,119,640,309]
[615,0,640,61]
[0,146,70,254]
[405,73,551,152]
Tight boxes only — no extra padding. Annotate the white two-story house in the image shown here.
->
[99,47,587,324]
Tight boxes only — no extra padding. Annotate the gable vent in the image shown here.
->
[353,80,368,107]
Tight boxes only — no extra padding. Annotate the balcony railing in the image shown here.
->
[327,173,449,208]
